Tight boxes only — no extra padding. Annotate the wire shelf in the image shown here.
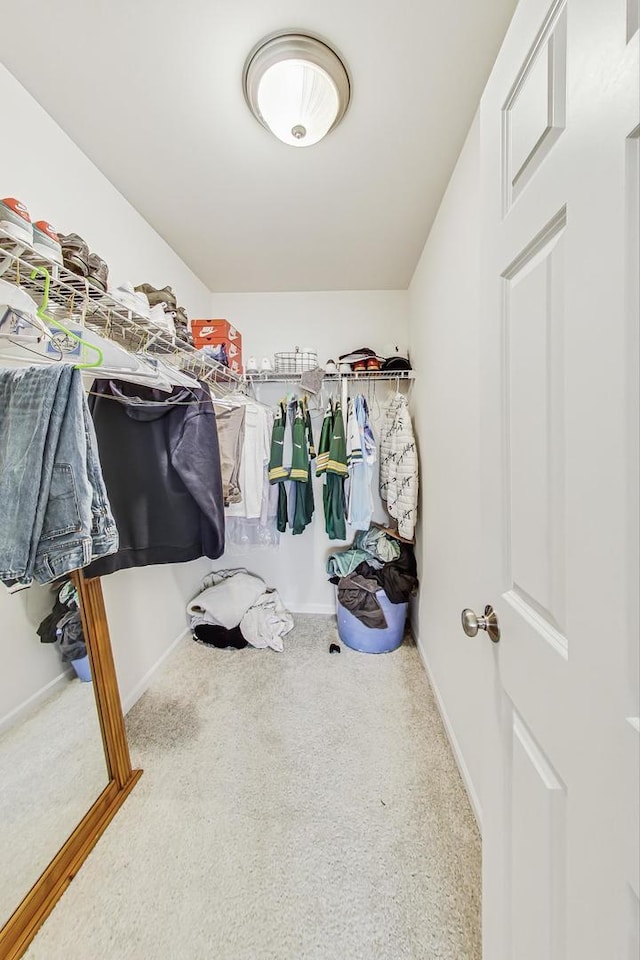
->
[0,231,415,392]
[0,232,241,388]
[245,369,414,382]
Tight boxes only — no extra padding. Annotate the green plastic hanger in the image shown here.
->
[31,265,104,369]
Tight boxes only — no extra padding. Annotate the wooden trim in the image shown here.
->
[74,573,135,789]
[0,574,142,958]
[0,771,141,960]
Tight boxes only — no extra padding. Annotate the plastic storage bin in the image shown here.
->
[71,655,92,682]
[337,589,408,654]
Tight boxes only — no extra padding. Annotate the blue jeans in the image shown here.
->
[0,364,118,588]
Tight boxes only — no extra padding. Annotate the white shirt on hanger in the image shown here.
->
[226,401,273,520]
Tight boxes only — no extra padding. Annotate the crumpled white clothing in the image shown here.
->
[240,589,294,653]
[187,569,265,630]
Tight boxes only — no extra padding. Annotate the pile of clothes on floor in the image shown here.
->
[187,569,293,652]
[327,526,418,629]
[37,579,87,664]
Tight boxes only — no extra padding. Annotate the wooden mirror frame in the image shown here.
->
[0,573,142,960]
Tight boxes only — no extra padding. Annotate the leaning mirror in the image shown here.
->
[0,578,109,928]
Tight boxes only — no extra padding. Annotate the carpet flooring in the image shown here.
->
[23,616,481,960]
[0,678,108,928]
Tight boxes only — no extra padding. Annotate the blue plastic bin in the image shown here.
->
[71,655,92,682]
[337,589,408,654]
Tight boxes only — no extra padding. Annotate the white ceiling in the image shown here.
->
[1,0,516,292]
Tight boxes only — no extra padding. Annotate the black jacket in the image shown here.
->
[85,379,224,577]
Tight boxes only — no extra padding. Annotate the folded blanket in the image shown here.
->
[188,570,266,629]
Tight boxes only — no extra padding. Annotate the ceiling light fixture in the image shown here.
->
[243,32,351,148]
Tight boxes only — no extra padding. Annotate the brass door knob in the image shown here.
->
[461,605,500,643]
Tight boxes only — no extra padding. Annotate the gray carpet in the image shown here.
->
[24,616,481,960]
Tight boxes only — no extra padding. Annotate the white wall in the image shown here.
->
[0,64,213,717]
[208,290,409,369]
[408,113,486,826]
[0,585,71,733]
[208,290,410,612]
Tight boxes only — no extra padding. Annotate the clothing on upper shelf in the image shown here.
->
[316,399,348,541]
[379,393,418,540]
[84,378,224,577]
[0,364,118,589]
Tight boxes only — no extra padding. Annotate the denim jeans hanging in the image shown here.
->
[0,364,118,588]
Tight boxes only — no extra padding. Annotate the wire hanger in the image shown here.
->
[31,265,104,370]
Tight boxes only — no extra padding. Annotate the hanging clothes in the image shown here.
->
[302,400,316,529]
[316,399,348,541]
[0,364,118,588]
[223,398,277,547]
[268,401,289,533]
[268,398,315,536]
[226,401,273,521]
[84,379,225,576]
[291,398,315,535]
[346,395,377,531]
[213,403,246,506]
[379,393,419,541]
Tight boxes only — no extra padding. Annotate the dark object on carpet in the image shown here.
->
[193,624,247,649]
[329,643,341,654]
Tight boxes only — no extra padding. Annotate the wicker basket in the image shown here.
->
[274,349,318,373]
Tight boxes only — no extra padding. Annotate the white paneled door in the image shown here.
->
[477,0,639,958]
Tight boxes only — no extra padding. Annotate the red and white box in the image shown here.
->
[191,319,243,373]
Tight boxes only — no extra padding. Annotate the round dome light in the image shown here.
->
[243,33,351,147]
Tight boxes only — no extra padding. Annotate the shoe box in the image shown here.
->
[192,319,243,373]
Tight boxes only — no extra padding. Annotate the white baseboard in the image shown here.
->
[0,668,73,735]
[121,627,190,716]
[288,602,336,616]
[409,616,484,835]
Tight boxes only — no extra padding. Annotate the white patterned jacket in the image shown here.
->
[379,394,418,540]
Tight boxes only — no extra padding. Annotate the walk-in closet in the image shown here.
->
[1,1,638,958]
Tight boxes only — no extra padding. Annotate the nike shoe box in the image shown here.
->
[192,319,243,373]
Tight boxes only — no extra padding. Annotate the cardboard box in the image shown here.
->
[191,319,243,372]
[192,319,241,345]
